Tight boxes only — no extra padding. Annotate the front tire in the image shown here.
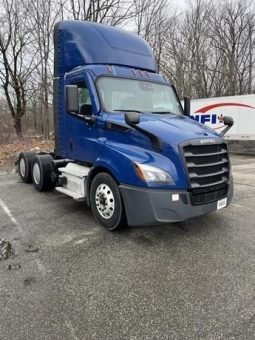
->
[90,173,126,231]
[32,154,55,191]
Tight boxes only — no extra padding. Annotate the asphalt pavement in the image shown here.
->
[0,154,255,340]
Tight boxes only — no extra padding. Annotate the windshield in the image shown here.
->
[97,77,183,114]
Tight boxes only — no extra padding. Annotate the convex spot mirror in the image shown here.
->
[125,112,140,125]
[223,116,234,126]
[66,85,78,113]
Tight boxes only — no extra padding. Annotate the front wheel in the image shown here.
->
[90,173,126,231]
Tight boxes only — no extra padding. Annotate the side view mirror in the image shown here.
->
[125,111,140,125]
[220,116,234,136]
[183,96,190,116]
[124,111,162,150]
[66,85,78,113]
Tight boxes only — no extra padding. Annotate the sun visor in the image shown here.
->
[54,20,156,76]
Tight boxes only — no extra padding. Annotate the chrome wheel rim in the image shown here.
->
[19,158,26,177]
[95,184,115,219]
[33,163,41,185]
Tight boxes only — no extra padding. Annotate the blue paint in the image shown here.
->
[54,20,156,76]
[53,21,223,191]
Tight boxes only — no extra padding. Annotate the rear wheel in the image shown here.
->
[32,154,55,191]
[90,173,126,231]
[18,151,36,183]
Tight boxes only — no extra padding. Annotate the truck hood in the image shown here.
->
[107,113,222,146]
[101,113,225,189]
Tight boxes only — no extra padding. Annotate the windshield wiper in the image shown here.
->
[151,111,172,114]
[113,109,174,114]
[113,109,143,113]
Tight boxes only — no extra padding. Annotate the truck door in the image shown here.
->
[65,75,99,163]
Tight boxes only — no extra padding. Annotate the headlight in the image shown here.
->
[134,163,174,184]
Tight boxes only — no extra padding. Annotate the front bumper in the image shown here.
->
[119,178,233,226]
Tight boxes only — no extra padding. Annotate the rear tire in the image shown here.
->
[18,151,37,183]
[32,154,55,191]
[90,173,126,231]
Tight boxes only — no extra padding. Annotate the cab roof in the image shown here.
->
[54,20,156,76]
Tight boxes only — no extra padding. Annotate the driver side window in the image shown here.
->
[76,81,92,116]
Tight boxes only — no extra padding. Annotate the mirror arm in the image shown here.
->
[220,116,234,136]
[128,123,163,151]
[69,111,97,126]
[124,111,163,150]
[220,125,232,137]
[84,115,95,121]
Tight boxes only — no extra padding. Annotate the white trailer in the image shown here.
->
[189,94,255,140]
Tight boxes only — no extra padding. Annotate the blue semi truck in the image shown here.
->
[17,21,234,230]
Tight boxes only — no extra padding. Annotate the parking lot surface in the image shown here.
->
[0,154,255,340]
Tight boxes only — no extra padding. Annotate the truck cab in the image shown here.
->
[18,21,233,230]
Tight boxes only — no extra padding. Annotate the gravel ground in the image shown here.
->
[0,154,255,340]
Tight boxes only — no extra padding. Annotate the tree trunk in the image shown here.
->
[248,25,253,94]
[14,118,23,139]
[43,103,50,139]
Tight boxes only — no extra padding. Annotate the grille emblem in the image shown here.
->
[200,139,216,144]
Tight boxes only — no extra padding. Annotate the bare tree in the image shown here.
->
[62,0,136,26]
[133,0,175,72]
[30,0,59,138]
[0,0,37,138]
[209,0,255,96]
[162,0,255,99]
[163,0,218,98]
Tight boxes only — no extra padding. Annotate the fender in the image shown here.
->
[91,141,183,188]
